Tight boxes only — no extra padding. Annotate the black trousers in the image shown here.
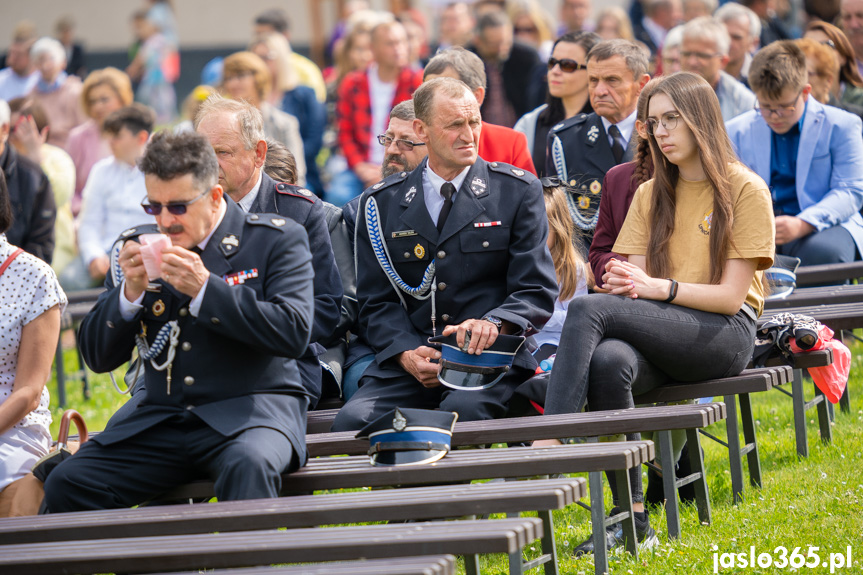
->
[43,410,297,512]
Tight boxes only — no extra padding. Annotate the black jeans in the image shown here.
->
[546,294,756,504]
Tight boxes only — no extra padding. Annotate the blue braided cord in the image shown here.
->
[551,136,567,188]
[366,196,436,298]
[565,189,600,231]
[110,241,124,287]
[136,322,175,360]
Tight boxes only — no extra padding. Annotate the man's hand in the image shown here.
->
[355,162,382,187]
[775,216,814,245]
[88,255,110,280]
[442,318,499,355]
[160,246,209,298]
[398,346,442,388]
[119,241,148,302]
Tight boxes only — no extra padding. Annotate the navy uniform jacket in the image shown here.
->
[546,113,635,238]
[78,198,315,462]
[356,157,558,375]
[1,145,56,263]
[250,173,343,403]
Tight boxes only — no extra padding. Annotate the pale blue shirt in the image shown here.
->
[600,110,637,150]
[236,171,263,212]
[119,199,227,320]
[422,165,470,225]
[0,68,37,101]
[77,156,154,265]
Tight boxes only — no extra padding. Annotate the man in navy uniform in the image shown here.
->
[331,77,557,432]
[546,39,650,241]
[44,131,315,510]
[194,94,342,407]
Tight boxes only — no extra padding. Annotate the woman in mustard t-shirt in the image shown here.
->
[538,72,775,556]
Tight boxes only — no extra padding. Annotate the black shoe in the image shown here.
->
[572,508,658,557]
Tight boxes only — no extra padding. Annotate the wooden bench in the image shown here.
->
[794,261,863,287]
[0,478,585,575]
[151,556,458,575]
[634,366,792,505]
[764,283,863,309]
[761,350,835,458]
[150,442,652,575]
[0,517,542,575]
[307,402,725,541]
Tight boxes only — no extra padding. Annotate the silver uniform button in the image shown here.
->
[186,405,195,410]
[211,317,221,325]
[482,241,490,248]
[442,313,450,321]
[437,282,447,291]
[404,252,411,258]
[184,376,194,386]
[179,308,188,317]
[106,321,114,328]
[181,342,191,351]
[437,250,446,258]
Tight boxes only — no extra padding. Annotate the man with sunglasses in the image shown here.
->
[45,130,316,511]
[727,40,863,269]
[194,94,342,408]
[547,39,650,245]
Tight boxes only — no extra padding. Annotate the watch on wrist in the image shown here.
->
[482,315,503,330]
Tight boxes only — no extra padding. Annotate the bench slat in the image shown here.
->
[634,367,790,404]
[0,518,542,575]
[0,478,584,545]
[794,261,863,286]
[152,555,457,575]
[760,302,863,332]
[308,403,726,457]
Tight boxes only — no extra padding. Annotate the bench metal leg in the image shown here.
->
[791,368,809,458]
[656,430,680,539]
[739,393,762,488]
[839,384,851,414]
[814,384,833,445]
[588,470,608,575]
[54,335,67,408]
[77,340,90,400]
[465,554,481,575]
[613,468,637,559]
[539,509,559,575]
[508,549,525,575]
[685,428,712,526]
[723,394,745,504]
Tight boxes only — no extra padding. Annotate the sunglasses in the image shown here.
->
[547,57,587,73]
[142,188,210,216]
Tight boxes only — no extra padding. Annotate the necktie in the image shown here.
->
[437,182,456,233]
[608,124,626,165]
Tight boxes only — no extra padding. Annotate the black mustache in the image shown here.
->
[160,225,184,235]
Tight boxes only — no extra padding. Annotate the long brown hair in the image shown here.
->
[542,184,591,299]
[645,72,737,284]
[632,77,661,189]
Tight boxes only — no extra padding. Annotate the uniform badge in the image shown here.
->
[405,186,417,203]
[587,125,599,143]
[511,169,525,176]
[271,218,286,227]
[224,268,259,286]
[152,299,166,317]
[373,182,384,190]
[393,408,407,431]
[297,188,312,197]
[222,235,239,248]
[579,196,591,209]
[392,229,417,238]
[413,243,425,259]
[569,179,577,187]
[552,123,565,131]
[590,180,602,194]
[470,177,487,195]
[121,228,137,237]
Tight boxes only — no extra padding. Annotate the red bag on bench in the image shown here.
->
[790,325,850,404]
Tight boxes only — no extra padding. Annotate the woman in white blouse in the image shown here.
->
[0,173,67,493]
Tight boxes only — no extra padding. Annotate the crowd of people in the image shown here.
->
[0,0,861,561]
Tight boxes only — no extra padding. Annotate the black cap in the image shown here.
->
[356,407,458,466]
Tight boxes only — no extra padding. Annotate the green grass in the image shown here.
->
[46,340,863,574]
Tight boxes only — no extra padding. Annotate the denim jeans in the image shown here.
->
[547,294,756,504]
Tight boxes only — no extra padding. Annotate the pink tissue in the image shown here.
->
[139,234,172,280]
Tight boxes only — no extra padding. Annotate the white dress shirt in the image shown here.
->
[367,64,397,165]
[600,110,637,151]
[237,171,264,212]
[422,165,470,225]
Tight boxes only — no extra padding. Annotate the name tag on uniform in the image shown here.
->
[474,221,502,228]
[392,229,417,238]
[224,269,258,286]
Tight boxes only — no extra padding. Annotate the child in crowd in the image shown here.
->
[60,104,155,291]
[534,178,591,362]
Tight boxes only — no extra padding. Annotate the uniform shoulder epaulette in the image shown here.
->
[487,161,536,182]
[550,113,590,133]
[367,170,409,194]
[275,182,316,204]
[246,213,293,231]
[116,223,160,242]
